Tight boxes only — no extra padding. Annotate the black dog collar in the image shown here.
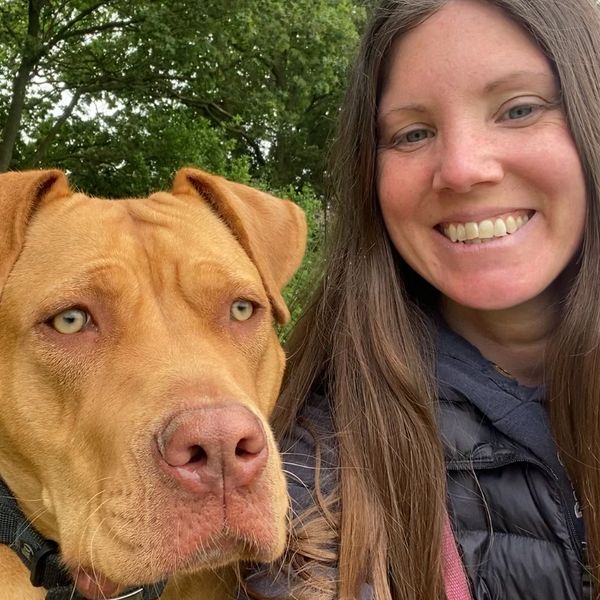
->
[0,478,166,599]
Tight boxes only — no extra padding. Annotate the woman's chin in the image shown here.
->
[440,283,553,313]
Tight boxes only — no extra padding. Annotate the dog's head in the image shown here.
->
[0,168,306,597]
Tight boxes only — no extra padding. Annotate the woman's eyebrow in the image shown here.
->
[378,103,428,123]
[483,70,556,93]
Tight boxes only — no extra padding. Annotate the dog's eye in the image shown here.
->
[51,309,90,334]
[231,299,254,322]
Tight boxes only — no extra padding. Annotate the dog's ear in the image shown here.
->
[0,169,70,291]
[172,167,307,324]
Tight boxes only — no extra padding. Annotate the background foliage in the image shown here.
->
[0,0,369,324]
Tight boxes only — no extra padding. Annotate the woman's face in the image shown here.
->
[376,0,586,311]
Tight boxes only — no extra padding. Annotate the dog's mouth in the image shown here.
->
[70,566,130,599]
[67,533,245,598]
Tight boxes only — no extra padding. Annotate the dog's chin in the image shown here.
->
[65,532,280,596]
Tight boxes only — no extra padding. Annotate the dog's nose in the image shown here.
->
[157,405,268,495]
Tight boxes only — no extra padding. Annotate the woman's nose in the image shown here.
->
[432,128,504,193]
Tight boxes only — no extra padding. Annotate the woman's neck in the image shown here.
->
[440,292,560,387]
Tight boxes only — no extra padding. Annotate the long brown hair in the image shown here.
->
[271,0,600,598]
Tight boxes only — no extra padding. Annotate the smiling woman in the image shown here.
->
[377,4,586,318]
[375,1,588,380]
[242,0,600,599]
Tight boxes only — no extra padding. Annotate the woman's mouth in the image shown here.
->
[439,210,534,244]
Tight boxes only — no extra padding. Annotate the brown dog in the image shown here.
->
[0,168,306,599]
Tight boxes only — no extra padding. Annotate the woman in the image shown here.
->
[247,0,600,598]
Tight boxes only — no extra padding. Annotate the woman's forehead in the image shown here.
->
[378,0,554,107]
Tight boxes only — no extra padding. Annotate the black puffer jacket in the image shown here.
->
[245,325,591,599]
[438,324,590,599]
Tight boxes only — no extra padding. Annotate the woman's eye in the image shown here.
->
[392,127,434,148]
[500,100,548,123]
[507,104,533,119]
[506,104,535,119]
[231,299,254,322]
[50,308,90,334]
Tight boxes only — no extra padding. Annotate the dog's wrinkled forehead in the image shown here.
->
[6,191,267,316]
[125,192,266,296]
[38,191,255,265]
[126,191,260,267]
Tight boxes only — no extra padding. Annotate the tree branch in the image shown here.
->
[46,0,114,46]
[27,89,83,166]
[44,0,134,52]
[53,18,141,43]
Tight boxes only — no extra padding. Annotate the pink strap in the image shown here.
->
[442,513,472,600]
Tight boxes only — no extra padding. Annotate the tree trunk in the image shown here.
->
[0,0,44,172]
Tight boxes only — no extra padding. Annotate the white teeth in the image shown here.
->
[494,218,507,237]
[448,223,458,242]
[478,220,494,239]
[442,213,531,244]
[465,222,478,240]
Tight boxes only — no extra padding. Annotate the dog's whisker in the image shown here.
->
[282,469,314,490]
[8,505,51,546]
[82,494,113,525]
[68,579,77,600]
[74,496,114,587]
[281,461,318,472]
[19,505,49,526]
[88,516,108,589]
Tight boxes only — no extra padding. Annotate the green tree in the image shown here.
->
[1,0,366,197]
[277,183,326,336]
[0,0,143,172]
